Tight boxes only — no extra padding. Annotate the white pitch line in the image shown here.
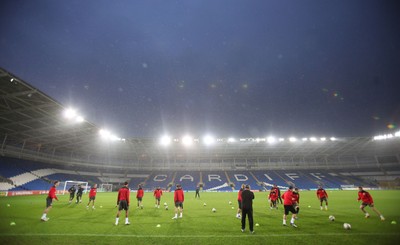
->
[0,233,399,238]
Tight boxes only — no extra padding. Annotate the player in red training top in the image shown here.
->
[316,186,328,210]
[282,186,298,228]
[41,180,60,221]
[271,184,282,204]
[115,181,130,225]
[154,186,163,208]
[268,189,278,209]
[357,186,385,221]
[236,184,245,219]
[86,184,97,209]
[292,187,300,215]
[172,184,184,219]
[136,184,144,209]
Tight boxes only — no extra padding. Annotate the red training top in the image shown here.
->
[89,187,97,197]
[292,192,300,203]
[282,190,294,205]
[48,186,58,201]
[358,190,373,204]
[154,189,163,198]
[316,188,328,199]
[136,188,144,198]
[269,191,278,201]
[117,186,130,205]
[174,188,184,202]
[237,188,243,201]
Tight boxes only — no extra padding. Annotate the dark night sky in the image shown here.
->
[1,0,399,138]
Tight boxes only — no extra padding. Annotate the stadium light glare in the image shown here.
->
[267,136,276,144]
[63,108,85,124]
[182,135,193,146]
[310,137,317,142]
[160,136,172,146]
[289,137,297,142]
[63,108,77,119]
[395,131,400,137]
[330,137,337,141]
[203,135,215,145]
[320,137,326,141]
[99,129,122,141]
[227,137,236,143]
[75,116,84,123]
[278,138,285,142]
[302,138,308,142]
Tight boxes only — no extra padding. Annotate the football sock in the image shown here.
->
[115,217,119,224]
[290,218,295,223]
[125,218,129,223]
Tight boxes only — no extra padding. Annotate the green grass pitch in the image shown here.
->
[0,190,399,244]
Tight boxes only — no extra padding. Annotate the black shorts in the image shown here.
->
[70,193,75,198]
[319,197,327,202]
[361,202,374,207]
[155,197,160,201]
[46,197,53,208]
[175,201,183,208]
[118,200,129,211]
[137,197,142,201]
[89,196,96,201]
[238,200,242,209]
[284,205,297,215]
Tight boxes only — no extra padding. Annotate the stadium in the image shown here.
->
[1,67,399,244]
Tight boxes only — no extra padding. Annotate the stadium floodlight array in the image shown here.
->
[373,131,400,141]
[99,128,125,142]
[63,108,85,123]
[158,135,339,146]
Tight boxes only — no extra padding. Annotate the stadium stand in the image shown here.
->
[0,67,399,192]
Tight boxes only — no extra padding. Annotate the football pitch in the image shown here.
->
[0,190,399,245]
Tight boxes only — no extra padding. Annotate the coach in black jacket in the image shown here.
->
[241,184,255,233]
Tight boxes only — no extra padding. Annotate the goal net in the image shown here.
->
[99,183,113,192]
[62,180,89,195]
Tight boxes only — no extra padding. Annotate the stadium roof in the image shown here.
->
[1,67,399,169]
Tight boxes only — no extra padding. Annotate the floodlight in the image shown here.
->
[160,136,172,146]
[310,137,317,142]
[182,135,193,146]
[289,137,297,142]
[227,137,236,143]
[203,135,215,145]
[395,131,400,137]
[320,137,326,141]
[75,116,84,123]
[330,137,337,141]
[267,137,276,144]
[99,129,122,141]
[302,138,308,141]
[99,129,111,138]
[63,108,77,119]
[278,138,285,142]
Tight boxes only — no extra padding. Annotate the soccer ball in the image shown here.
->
[343,223,351,230]
[165,206,168,210]
[329,215,335,221]
[203,203,207,206]
[212,208,216,212]
[228,201,232,205]
[164,202,167,206]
